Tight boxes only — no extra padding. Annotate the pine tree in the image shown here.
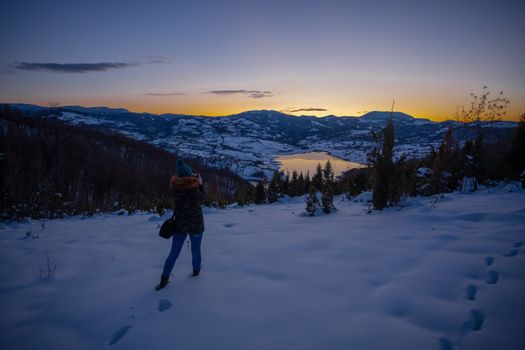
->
[391,156,406,205]
[427,128,458,194]
[320,160,336,213]
[346,177,356,198]
[312,163,323,191]
[347,172,368,197]
[289,170,299,196]
[254,181,266,204]
[371,117,395,210]
[282,171,290,196]
[430,150,445,194]
[304,171,311,194]
[440,127,461,190]
[305,185,320,216]
[323,160,335,188]
[297,172,305,196]
[267,170,283,203]
[321,184,335,214]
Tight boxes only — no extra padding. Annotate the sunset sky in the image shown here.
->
[1,0,524,120]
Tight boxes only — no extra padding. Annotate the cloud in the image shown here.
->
[208,89,273,99]
[280,107,328,114]
[145,92,186,96]
[11,62,140,73]
[288,107,328,113]
[143,56,175,64]
[10,56,174,74]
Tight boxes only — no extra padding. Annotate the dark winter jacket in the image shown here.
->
[169,175,206,235]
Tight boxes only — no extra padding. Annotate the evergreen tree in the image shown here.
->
[347,172,368,197]
[297,172,305,196]
[321,184,335,214]
[267,170,283,203]
[282,171,290,196]
[312,163,323,191]
[427,128,460,194]
[289,170,299,196]
[323,160,335,188]
[370,117,395,210]
[304,171,311,194]
[320,160,336,213]
[430,148,445,194]
[391,156,406,205]
[254,181,266,204]
[440,128,455,170]
[305,184,320,216]
[346,177,357,199]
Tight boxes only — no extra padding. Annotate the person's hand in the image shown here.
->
[196,173,203,185]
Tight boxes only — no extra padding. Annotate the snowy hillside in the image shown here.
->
[1,186,524,350]
[3,104,517,180]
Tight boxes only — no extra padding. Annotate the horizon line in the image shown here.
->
[1,102,520,123]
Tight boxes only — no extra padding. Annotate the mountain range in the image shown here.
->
[3,103,517,180]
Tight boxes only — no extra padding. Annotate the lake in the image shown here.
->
[274,151,363,177]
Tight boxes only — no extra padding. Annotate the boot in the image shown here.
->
[155,275,169,291]
[192,269,201,277]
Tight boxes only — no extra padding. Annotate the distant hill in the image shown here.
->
[0,107,249,219]
[2,103,517,180]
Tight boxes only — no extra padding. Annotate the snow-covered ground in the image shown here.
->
[1,187,524,350]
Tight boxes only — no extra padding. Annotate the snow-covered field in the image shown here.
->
[1,188,524,350]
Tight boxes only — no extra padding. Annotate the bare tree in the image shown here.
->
[459,86,510,133]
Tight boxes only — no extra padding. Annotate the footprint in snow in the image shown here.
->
[462,309,485,332]
[486,270,499,284]
[107,325,132,346]
[513,241,523,248]
[484,256,494,266]
[158,299,172,312]
[224,223,237,228]
[464,284,478,301]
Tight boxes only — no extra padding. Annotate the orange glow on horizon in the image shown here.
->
[112,103,523,122]
[2,97,522,122]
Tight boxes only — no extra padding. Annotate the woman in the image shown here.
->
[156,159,206,291]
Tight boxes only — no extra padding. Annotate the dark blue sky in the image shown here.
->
[1,0,524,119]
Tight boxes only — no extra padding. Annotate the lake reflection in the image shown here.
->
[275,152,363,177]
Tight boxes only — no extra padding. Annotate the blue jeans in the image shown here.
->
[162,233,203,277]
